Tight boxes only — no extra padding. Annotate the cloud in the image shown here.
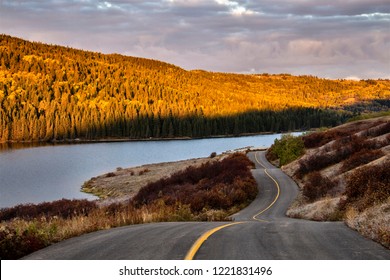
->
[214,0,258,15]
[0,0,388,79]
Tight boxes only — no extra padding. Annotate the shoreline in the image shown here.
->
[0,130,303,149]
[82,146,267,204]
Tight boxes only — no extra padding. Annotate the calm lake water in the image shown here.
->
[0,133,300,208]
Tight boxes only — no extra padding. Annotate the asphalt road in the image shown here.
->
[24,151,390,260]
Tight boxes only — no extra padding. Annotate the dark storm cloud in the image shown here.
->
[0,0,388,79]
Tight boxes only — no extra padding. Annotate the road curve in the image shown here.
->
[24,151,390,260]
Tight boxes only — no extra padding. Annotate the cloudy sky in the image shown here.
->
[0,0,389,79]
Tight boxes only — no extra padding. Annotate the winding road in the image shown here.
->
[24,151,390,260]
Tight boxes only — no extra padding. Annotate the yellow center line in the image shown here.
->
[184,151,281,260]
[252,151,281,221]
[184,222,246,260]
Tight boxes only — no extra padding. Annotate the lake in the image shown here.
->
[0,133,300,208]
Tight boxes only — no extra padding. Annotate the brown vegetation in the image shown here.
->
[133,153,257,212]
[279,116,390,248]
[340,149,384,173]
[0,153,257,259]
[295,121,390,180]
[0,202,194,260]
[302,172,336,202]
[0,199,97,221]
[302,119,388,149]
[340,162,390,212]
[81,156,221,199]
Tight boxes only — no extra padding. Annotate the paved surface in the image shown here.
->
[24,151,390,260]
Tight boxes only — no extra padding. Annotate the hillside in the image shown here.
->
[279,116,390,248]
[1,34,390,142]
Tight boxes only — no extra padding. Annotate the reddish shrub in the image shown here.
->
[366,122,390,137]
[302,120,386,149]
[303,129,350,149]
[138,168,150,175]
[106,172,116,177]
[0,225,48,259]
[132,153,257,212]
[302,172,336,201]
[296,135,372,178]
[0,199,98,221]
[341,149,384,173]
[340,162,390,211]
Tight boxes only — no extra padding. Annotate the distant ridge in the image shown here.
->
[1,34,389,142]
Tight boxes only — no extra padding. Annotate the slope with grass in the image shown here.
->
[278,116,390,248]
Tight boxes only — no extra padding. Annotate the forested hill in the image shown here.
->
[1,34,389,142]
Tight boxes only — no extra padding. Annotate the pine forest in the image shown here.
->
[1,35,389,143]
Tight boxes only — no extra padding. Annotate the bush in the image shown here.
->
[267,134,304,166]
[302,172,336,201]
[209,152,217,158]
[132,153,257,212]
[340,162,390,211]
[303,129,350,149]
[0,199,98,222]
[138,168,150,175]
[295,135,372,178]
[302,119,385,149]
[0,226,45,259]
[366,122,390,137]
[341,149,384,173]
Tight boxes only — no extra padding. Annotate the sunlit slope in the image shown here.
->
[0,34,389,142]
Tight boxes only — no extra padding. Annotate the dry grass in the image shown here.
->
[344,198,390,249]
[0,198,238,259]
[0,202,206,259]
[287,197,342,221]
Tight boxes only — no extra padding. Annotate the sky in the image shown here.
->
[0,0,389,79]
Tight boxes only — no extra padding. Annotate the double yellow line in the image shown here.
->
[184,151,281,260]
